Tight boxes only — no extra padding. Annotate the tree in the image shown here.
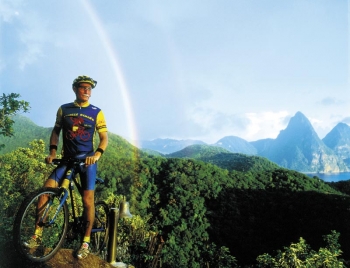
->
[256,231,345,267]
[0,93,30,149]
[0,139,54,267]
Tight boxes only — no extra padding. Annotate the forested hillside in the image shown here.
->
[1,116,350,267]
[0,115,52,154]
[167,144,280,172]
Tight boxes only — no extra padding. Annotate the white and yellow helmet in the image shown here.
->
[72,75,97,88]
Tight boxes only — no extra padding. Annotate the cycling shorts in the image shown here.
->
[48,153,97,191]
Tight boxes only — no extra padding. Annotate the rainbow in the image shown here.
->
[80,0,139,148]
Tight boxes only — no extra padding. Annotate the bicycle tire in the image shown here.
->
[13,187,69,263]
[90,201,109,259]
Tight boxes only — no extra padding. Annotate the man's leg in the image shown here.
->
[77,189,95,259]
[76,160,97,259]
[24,178,60,248]
[83,190,95,238]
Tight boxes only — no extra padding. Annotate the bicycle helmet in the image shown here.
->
[72,75,97,89]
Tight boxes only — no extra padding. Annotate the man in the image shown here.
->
[25,75,108,259]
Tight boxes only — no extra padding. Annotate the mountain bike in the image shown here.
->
[13,158,110,263]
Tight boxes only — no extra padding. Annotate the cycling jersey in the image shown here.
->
[54,101,107,157]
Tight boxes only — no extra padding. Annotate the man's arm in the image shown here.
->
[85,131,108,165]
[45,126,61,164]
[96,131,108,152]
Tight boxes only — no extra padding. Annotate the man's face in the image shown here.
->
[74,82,92,102]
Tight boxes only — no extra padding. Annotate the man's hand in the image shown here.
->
[85,154,100,165]
[45,153,56,164]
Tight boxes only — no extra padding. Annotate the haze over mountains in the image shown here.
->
[140,112,350,173]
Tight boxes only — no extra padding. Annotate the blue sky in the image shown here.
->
[1,0,348,145]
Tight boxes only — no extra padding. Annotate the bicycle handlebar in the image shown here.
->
[52,158,85,166]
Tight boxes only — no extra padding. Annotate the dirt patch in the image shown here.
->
[3,242,115,268]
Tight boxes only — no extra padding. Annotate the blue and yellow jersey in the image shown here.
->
[54,101,107,157]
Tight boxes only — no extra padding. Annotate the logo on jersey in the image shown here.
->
[66,116,90,141]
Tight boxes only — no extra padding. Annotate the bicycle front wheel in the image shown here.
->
[13,187,69,263]
[90,201,109,260]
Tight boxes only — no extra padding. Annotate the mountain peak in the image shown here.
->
[288,111,313,129]
[277,111,318,142]
[323,122,350,150]
[263,111,348,172]
[295,111,306,117]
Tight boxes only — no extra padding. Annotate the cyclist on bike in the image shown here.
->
[25,75,108,260]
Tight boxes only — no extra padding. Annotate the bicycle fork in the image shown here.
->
[38,189,68,227]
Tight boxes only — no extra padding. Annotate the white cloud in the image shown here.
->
[342,117,350,124]
[311,113,348,139]
[318,97,345,106]
[188,108,290,143]
[0,1,49,70]
[309,117,323,125]
[244,111,290,141]
[18,42,44,70]
[0,0,22,22]
[17,11,50,69]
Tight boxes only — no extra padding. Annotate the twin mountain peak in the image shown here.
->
[140,111,350,173]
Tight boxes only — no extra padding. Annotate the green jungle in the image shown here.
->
[1,95,350,267]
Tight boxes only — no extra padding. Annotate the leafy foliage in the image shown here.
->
[0,94,30,150]
[0,140,54,246]
[203,243,238,268]
[256,231,344,267]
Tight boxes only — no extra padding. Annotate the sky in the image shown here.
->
[0,0,349,146]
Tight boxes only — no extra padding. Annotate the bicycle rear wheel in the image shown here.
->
[13,187,69,262]
[90,201,109,259]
